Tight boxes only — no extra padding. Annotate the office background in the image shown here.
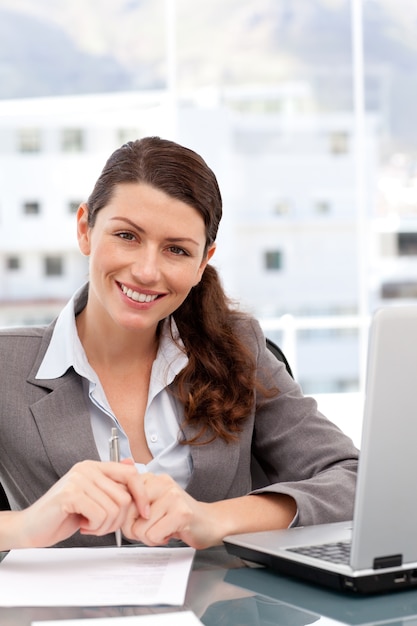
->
[0,0,415,445]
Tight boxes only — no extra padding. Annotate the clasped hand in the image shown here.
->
[121,472,227,549]
[13,460,295,550]
[15,461,226,550]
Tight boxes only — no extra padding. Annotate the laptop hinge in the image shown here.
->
[373,554,402,569]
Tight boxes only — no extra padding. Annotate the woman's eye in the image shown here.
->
[168,246,187,256]
[117,232,135,241]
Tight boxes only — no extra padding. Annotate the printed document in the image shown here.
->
[0,546,195,607]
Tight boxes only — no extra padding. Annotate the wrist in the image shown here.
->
[208,493,297,540]
[0,510,27,551]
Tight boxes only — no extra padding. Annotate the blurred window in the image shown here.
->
[329,131,349,155]
[18,128,41,153]
[23,201,40,215]
[44,256,64,277]
[301,378,359,394]
[118,128,143,144]
[398,232,417,256]
[381,281,417,299]
[265,250,283,270]
[61,128,84,152]
[6,256,20,270]
[314,200,332,215]
[273,199,292,216]
[68,200,81,214]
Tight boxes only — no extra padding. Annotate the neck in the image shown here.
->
[75,308,160,368]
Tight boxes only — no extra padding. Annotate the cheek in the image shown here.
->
[88,244,118,274]
[192,258,209,285]
[190,263,208,288]
[170,264,202,293]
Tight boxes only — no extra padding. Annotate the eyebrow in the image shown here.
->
[110,216,201,247]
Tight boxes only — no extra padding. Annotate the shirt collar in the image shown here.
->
[36,283,86,380]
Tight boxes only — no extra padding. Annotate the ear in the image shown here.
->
[194,243,216,285]
[77,203,91,256]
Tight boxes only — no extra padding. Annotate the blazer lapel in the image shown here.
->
[29,369,101,477]
[26,321,101,478]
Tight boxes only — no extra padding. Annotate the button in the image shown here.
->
[150,434,158,443]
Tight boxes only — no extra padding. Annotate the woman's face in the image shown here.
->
[77,182,215,334]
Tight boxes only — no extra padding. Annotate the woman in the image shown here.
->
[0,137,358,549]
[0,460,148,551]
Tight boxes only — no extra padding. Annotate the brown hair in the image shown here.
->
[86,137,274,443]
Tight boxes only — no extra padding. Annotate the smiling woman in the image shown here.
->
[0,136,358,549]
[76,181,215,340]
[75,178,216,463]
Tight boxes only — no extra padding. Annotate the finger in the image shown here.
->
[120,500,147,541]
[64,488,126,535]
[60,461,150,537]
[129,483,192,546]
[124,473,151,520]
[58,467,133,534]
[94,462,151,519]
[70,462,135,509]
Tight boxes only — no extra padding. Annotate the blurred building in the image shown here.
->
[0,85,386,392]
[0,90,175,324]
[370,153,417,309]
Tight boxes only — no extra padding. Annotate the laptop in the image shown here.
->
[224,305,417,594]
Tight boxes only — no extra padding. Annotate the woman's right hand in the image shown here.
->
[1,460,150,550]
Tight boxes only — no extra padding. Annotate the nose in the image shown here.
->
[130,245,161,285]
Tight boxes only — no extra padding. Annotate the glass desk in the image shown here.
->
[2,546,417,626]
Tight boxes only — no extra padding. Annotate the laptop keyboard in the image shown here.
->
[288,540,351,565]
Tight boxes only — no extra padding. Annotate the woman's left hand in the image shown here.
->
[121,473,221,549]
[121,473,297,549]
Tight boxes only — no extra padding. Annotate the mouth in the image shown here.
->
[119,282,161,303]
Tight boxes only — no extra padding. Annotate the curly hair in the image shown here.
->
[86,136,276,444]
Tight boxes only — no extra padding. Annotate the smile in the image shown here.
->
[120,283,160,303]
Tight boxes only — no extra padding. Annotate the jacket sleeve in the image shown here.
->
[247,318,359,527]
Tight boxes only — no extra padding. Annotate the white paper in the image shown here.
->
[0,546,195,607]
[31,611,203,625]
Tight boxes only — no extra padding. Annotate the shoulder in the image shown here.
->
[0,325,47,340]
[0,325,53,381]
[230,313,267,358]
[0,325,48,356]
[230,312,295,382]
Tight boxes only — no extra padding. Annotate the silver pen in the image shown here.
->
[109,427,122,547]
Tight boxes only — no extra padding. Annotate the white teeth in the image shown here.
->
[121,284,158,303]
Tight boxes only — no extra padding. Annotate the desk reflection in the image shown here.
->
[2,547,417,626]
[201,565,417,626]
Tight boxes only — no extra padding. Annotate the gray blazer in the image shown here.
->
[0,294,358,547]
